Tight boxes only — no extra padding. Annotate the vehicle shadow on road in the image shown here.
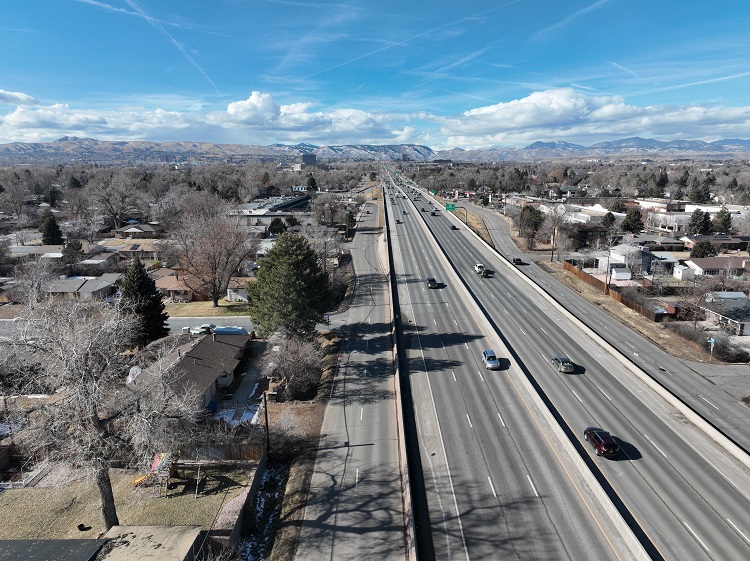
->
[612,437,642,461]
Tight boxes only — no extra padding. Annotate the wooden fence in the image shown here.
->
[563,260,670,322]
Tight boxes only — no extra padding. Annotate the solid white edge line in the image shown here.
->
[497,412,505,428]
[466,414,473,428]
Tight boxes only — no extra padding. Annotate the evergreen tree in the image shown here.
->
[284,214,301,228]
[620,208,644,233]
[602,211,616,231]
[690,240,718,259]
[518,206,545,249]
[268,217,288,235]
[687,209,713,235]
[247,233,331,339]
[688,183,705,203]
[120,257,169,348]
[39,209,64,245]
[712,207,733,234]
[306,174,318,190]
[62,239,85,275]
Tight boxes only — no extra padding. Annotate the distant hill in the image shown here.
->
[1,135,750,165]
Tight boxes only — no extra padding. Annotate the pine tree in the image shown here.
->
[712,207,733,234]
[120,257,169,348]
[620,208,644,233]
[39,209,64,245]
[62,239,85,275]
[247,233,331,339]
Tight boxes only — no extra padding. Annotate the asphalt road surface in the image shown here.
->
[397,178,750,560]
[385,173,633,561]
[296,202,408,560]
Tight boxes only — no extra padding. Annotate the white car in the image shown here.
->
[474,263,485,274]
[189,323,216,335]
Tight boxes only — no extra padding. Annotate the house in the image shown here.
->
[680,234,748,251]
[227,277,252,302]
[45,273,122,300]
[170,334,252,409]
[114,222,166,239]
[151,269,193,302]
[96,238,164,261]
[78,252,120,272]
[569,223,608,249]
[685,257,750,277]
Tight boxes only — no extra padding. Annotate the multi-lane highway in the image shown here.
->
[385,176,639,560]
[464,201,750,448]
[387,171,750,560]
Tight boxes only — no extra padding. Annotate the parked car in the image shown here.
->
[482,349,501,370]
[583,427,620,458]
[551,356,575,373]
[189,323,216,335]
[426,277,438,289]
[512,257,523,265]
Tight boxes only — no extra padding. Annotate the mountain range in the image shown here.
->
[1,136,750,166]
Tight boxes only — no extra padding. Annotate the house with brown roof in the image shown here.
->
[685,256,750,277]
[151,268,193,302]
[170,334,252,409]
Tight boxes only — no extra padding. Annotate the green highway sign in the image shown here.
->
[445,203,456,211]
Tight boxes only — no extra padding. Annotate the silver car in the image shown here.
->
[482,349,501,370]
[552,356,575,373]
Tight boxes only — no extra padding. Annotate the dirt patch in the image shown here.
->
[536,261,711,362]
[0,303,23,319]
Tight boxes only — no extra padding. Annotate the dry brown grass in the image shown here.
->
[165,299,251,317]
[536,260,710,362]
[0,465,253,540]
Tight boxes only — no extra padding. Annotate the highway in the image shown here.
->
[391,174,750,560]
[385,177,636,560]
[463,201,750,448]
[296,200,407,560]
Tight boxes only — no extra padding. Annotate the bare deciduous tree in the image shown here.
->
[260,333,322,400]
[1,299,200,530]
[172,193,257,307]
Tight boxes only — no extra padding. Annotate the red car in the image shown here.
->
[584,427,620,458]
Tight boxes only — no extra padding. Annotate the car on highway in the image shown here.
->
[482,349,501,370]
[551,356,575,373]
[402,210,407,215]
[451,224,459,230]
[474,263,485,274]
[426,277,438,289]
[512,257,523,265]
[583,427,620,458]
[430,210,437,216]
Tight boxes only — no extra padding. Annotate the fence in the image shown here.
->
[563,260,670,322]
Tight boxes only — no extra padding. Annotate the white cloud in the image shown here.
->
[0,89,38,106]
[4,87,750,148]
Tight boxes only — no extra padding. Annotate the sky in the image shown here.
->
[3,0,750,149]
